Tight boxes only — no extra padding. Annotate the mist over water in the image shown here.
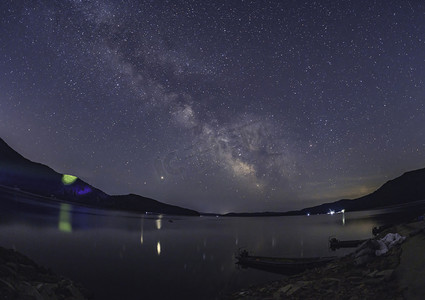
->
[0,194,408,299]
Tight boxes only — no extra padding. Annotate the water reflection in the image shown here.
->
[156,215,162,230]
[140,217,144,245]
[58,203,72,233]
[157,241,161,255]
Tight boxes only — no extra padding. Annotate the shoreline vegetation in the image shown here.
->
[228,219,425,299]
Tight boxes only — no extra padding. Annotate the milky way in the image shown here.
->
[1,0,424,213]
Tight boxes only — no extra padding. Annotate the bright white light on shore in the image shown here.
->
[157,242,161,255]
[328,210,335,215]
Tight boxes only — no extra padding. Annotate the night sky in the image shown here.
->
[1,0,424,213]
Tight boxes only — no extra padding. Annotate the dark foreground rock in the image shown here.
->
[230,249,403,299]
[228,221,425,300]
[0,246,91,300]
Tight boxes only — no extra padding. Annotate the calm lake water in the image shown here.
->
[1,192,423,299]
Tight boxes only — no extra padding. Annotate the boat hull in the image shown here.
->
[329,238,367,250]
[236,254,335,275]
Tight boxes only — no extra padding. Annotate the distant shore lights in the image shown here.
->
[327,209,345,215]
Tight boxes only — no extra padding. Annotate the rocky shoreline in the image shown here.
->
[0,246,90,300]
[229,220,425,299]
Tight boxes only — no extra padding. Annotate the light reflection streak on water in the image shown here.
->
[157,241,161,255]
[140,217,144,245]
[156,215,162,230]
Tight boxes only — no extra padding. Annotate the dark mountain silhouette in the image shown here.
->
[225,168,425,217]
[0,138,198,216]
[298,168,425,215]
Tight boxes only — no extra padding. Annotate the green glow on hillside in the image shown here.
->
[62,174,77,185]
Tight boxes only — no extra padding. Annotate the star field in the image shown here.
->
[1,0,424,213]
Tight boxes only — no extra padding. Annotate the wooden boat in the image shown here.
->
[329,238,367,251]
[235,250,336,275]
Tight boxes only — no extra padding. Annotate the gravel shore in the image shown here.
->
[228,220,425,300]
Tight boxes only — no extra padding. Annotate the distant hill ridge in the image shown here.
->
[0,137,199,216]
[298,168,425,215]
[225,167,425,216]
